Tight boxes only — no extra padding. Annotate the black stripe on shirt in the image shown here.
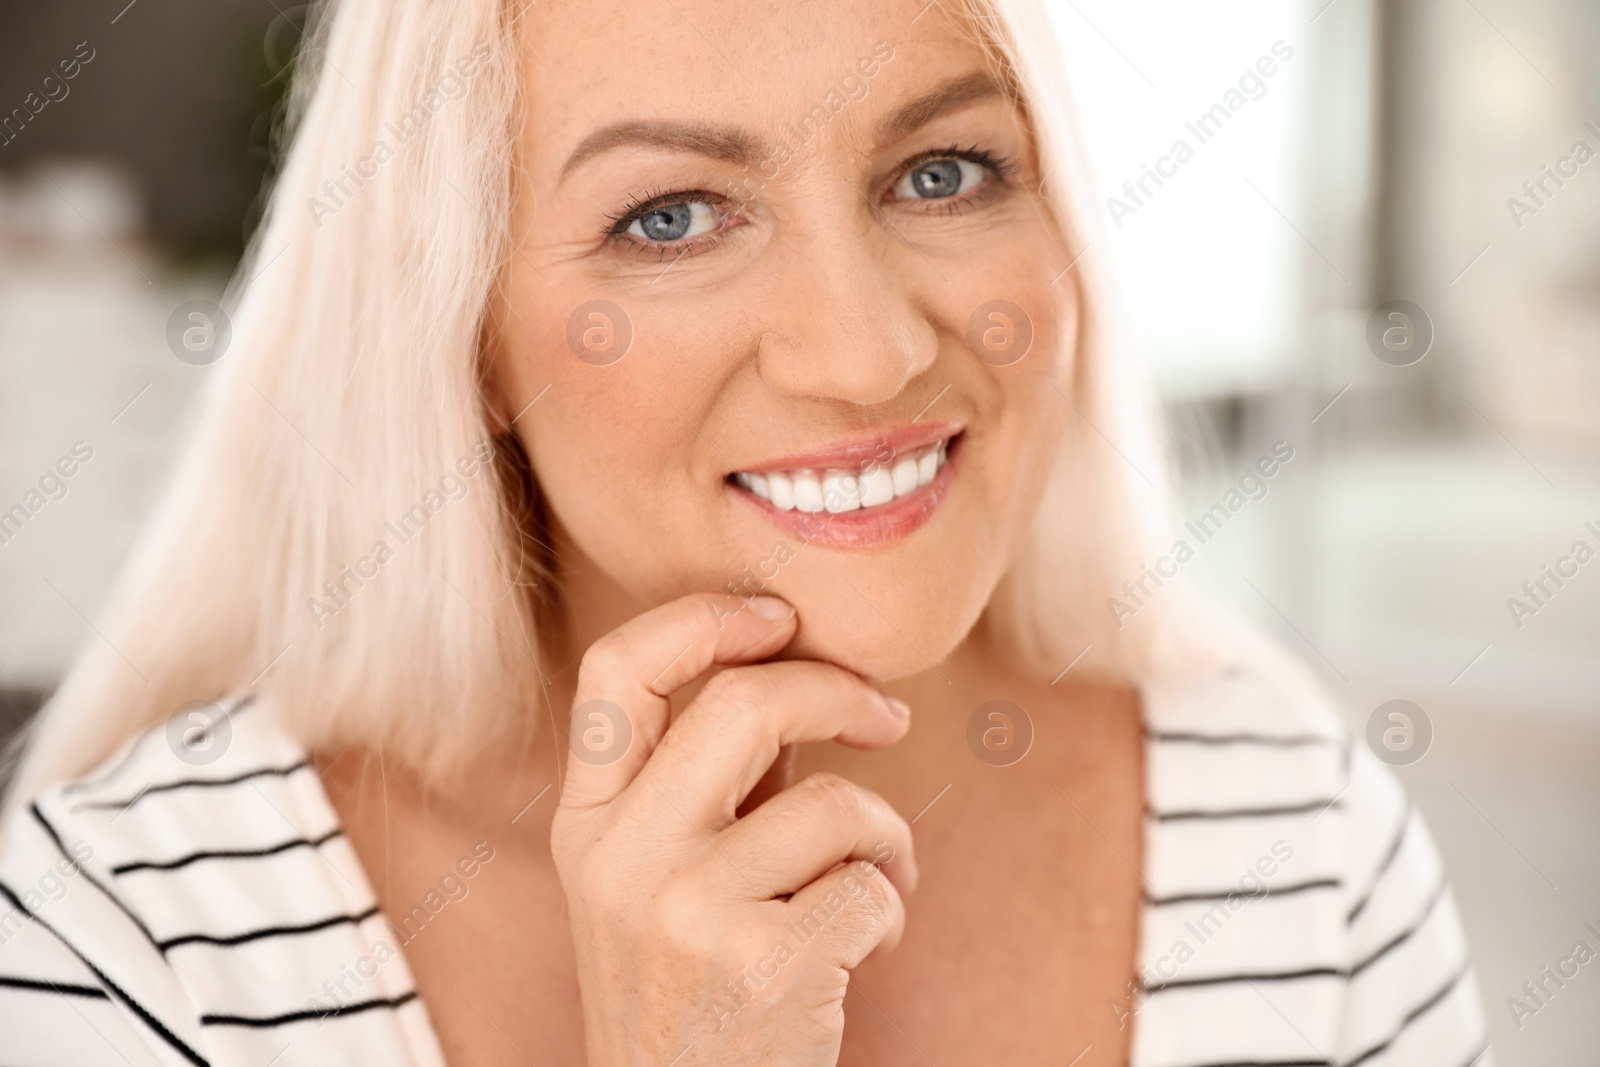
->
[1140,931,1447,996]
[1150,799,1343,822]
[1348,803,1412,924]
[1349,878,1448,978]
[1148,730,1339,748]
[1144,965,1347,993]
[201,989,418,1028]
[0,973,111,999]
[1146,878,1342,906]
[111,828,342,875]
[30,804,165,955]
[160,905,382,951]
[0,878,211,1067]
[75,759,310,814]
[1339,960,1471,1067]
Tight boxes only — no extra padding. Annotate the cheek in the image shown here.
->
[1004,276,1077,446]
[506,289,750,590]
[519,334,673,547]
[1003,280,1076,516]
[952,241,1078,475]
[949,255,1079,568]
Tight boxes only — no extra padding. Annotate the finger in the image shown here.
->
[736,743,797,818]
[561,592,797,809]
[715,773,917,899]
[635,660,910,829]
[784,859,906,968]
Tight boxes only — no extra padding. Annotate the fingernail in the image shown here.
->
[748,596,795,622]
[883,695,910,720]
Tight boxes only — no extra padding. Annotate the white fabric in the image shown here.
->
[0,672,1491,1066]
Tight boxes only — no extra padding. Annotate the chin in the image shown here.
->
[773,568,995,682]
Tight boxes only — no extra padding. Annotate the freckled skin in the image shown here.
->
[490,0,1076,679]
[321,1,1144,1064]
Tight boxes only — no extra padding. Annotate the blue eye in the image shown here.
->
[893,157,987,200]
[626,200,719,242]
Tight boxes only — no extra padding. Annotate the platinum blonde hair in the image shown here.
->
[7,0,1269,810]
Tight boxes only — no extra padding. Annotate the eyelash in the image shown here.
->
[601,144,1016,258]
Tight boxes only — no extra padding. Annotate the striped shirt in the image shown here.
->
[0,672,1491,1066]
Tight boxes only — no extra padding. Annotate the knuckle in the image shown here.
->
[688,669,770,738]
[698,666,765,712]
[799,772,866,825]
[649,875,721,957]
[576,634,632,692]
[848,867,899,930]
[650,876,697,931]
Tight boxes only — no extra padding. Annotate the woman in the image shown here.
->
[0,0,1489,1064]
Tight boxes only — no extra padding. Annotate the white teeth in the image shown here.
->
[859,466,895,508]
[823,473,861,513]
[890,456,919,496]
[767,472,795,511]
[791,471,825,513]
[736,437,953,514]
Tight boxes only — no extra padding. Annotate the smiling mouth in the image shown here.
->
[733,436,950,513]
[726,428,962,548]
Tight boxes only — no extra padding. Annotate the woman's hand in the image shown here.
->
[551,593,918,1066]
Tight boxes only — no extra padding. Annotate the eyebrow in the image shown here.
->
[873,72,1005,149]
[557,72,1007,180]
[560,122,761,178]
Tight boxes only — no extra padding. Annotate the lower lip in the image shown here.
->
[729,436,962,548]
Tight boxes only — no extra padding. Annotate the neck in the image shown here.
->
[370,516,1014,828]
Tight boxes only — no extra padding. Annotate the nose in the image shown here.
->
[754,209,939,407]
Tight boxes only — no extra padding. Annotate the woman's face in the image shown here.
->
[494,0,1078,678]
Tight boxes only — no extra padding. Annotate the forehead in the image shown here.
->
[518,0,998,167]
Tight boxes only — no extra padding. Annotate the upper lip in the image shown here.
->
[733,422,963,473]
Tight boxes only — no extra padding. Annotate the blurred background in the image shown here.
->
[1,0,1595,1060]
